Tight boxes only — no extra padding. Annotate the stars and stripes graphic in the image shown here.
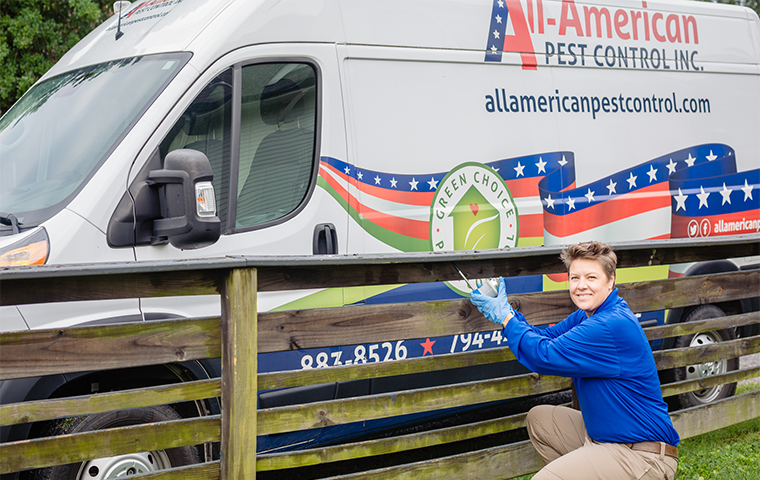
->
[317,144,758,257]
[484,0,508,63]
[318,153,552,252]
[483,0,538,69]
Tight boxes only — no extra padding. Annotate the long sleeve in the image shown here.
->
[503,289,680,446]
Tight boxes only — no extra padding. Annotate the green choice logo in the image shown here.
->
[430,163,518,253]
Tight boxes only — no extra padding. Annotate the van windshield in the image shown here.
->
[0,53,190,233]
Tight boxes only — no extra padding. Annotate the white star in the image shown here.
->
[344,166,351,175]
[390,177,398,188]
[567,196,576,211]
[374,175,382,185]
[742,179,754,201]
[647,165,658,183]
[697,185,710,209]
[674,188,688,212]
[606,179,617,195]
[357,171,363,180]
[718,183,732,205]
[585,188,595,203]
[685,154,696,167]
[497,0,504,7]
[495,14,502,23]
[666,159,677,175]
[493,166,499,172]
[544,194,555,209]
[490,45,498,53]
[493,29,500,39]
[536,157,547,174]
[409,177,419,191]
[427,177,439,190]
[706,150,717,161]
[627,172,637,189]
[514,162,525,177]
[558,156,568,167]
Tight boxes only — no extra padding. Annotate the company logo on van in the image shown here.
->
[429,163,518,252]
[484,0,702,71]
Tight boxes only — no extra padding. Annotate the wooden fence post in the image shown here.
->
[221,267,258,479]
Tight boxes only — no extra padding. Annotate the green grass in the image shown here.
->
[511,383,760,480]
[674,382,760,480]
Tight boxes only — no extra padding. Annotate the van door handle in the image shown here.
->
[313,223,338,255]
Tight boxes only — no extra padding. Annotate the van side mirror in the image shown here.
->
[148,149,221,249]
[107,149,220,249]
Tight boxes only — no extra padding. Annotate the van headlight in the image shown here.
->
[0,228,50,266]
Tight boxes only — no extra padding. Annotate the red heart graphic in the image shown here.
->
[470,203,479,216]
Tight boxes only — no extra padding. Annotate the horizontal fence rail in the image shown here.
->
[0,235,758,479]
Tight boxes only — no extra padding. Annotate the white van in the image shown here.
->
[1,0,759,476]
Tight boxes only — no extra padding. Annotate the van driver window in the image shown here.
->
[235,63,317,229]
[160,69,232,232]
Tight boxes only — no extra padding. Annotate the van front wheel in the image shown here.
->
[670,305,738,409]
[31,405,199,480]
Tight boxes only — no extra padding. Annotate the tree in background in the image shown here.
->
[0,0,113,115]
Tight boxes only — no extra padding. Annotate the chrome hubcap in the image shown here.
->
[77,451,171,479]
[685,331,727,403]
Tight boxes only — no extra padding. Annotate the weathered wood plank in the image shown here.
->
[258,345,516,390]
[644,311,760,342]
[257,271,759,353]
[2,236,757,305]
[220,268,257,480]
[620,269,759,314]
[321,439,543,480]
[254,236,760,292]
[0,269,224,306]
[256,373,571,436]
[0,379,220,427]
[257,410,530,471]
[128,461,220,480]
[653,335,760,370]
[660,366,760,399]
[671,390,760,440]
[0,416,220,474]
[322,389,760,480]
[0,318,221,380]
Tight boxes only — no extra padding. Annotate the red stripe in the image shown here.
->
[504,177,541,198]
[519,214,543,237]
[359,203,430,240]
[322,163,434,206]
[320,168,430,240]
[544,183,670,237]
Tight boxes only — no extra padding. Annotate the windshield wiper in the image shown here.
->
[0,213,21,234]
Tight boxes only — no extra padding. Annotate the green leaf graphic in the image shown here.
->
[449,186,500,250]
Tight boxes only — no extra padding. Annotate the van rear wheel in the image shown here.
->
[31,405,199,480]
[669,305,738,410]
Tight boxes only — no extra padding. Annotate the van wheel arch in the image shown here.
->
[23,363,216,454]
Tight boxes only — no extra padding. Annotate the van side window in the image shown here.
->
[160,69,232,232]
[235,63,317,229]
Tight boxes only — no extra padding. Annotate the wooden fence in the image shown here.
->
[1,235,759,479]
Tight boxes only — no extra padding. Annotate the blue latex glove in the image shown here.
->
[470,277,514,326]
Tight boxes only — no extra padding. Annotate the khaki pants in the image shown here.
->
[525,405,678,480]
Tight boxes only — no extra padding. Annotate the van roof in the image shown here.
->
[46,0,759,79]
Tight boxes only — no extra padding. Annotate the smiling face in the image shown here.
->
[568,258,615,316]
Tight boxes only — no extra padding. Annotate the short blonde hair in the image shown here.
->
[560,241,617,281]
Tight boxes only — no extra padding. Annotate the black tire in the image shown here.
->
[31,405,200,480]
[668,305,738,410]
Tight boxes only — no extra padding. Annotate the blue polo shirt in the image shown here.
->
[505,288,679,446]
